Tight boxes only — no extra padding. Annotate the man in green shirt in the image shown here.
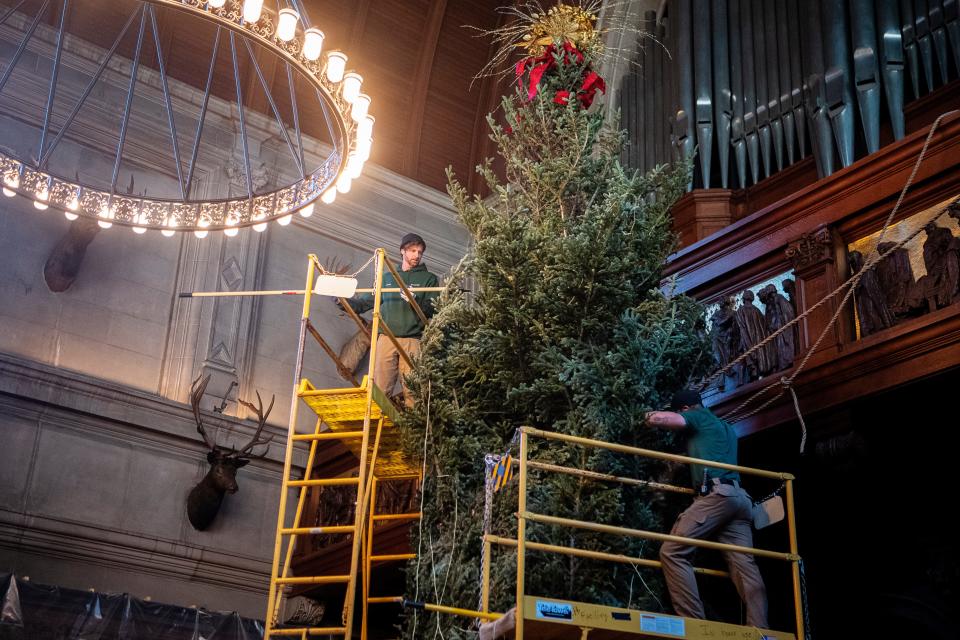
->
[345,233,438,407]
[645,388,768,629]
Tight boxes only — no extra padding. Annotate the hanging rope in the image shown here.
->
[411,379,432,637]
[704,110,960,441]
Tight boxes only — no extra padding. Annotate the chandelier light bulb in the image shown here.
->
[2,174,18,197]
[276,8,299,41]
[33,188,49,210]
[341,73,362,103]
[67,196,79,211]
[320,188,336,204]
[299,202,315,217]
[132,226,147,234]
[194,218,210,239]
[302,28,325,61]
[355,136,372,159]
[97,204,113,229]
[358,115,375,140]
[224,226,239,237]
[277,214,293,226]
[335,172,352,194]
[161,217,177,237]
[252,213,268,232]
[325,51,347,83]
[242,0,263,23]
[207,0,226,8]
[64,211,79,221]
[347,152,364,179]
[351,93,370,122]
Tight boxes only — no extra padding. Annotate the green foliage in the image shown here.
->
[399,48,712,638]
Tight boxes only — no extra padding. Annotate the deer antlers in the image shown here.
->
[190,375,275,459]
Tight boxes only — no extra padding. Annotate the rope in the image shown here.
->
[411,379,432,637]
[712,110,959,434]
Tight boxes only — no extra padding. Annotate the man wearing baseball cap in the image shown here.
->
[644,388,768,629]
[344,233,438,407]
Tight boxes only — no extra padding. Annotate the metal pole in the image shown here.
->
[264,254,317,637]
[185,26,221,198]
[524,511,795,561]
[37,0,69,162]
[482,536,492,614]
[342,248,386,638]
[523,426,791,480]
[111,6,148,194]
[785,479,805,639]
[272,416,324,622]
[515,430,528,639]
[485,535,730,579]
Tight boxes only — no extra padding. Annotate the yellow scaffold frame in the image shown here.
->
[262,249,443,640]
[474,426,805,640]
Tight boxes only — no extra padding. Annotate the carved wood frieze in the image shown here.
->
[785,225,835,272]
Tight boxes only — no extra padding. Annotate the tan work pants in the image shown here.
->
[373,334,420,407]
[659,485,768,629]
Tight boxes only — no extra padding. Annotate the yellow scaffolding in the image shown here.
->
[262,250,443,640]
[472,426,805,640]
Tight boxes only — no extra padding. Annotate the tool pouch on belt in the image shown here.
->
[752,495,785,529]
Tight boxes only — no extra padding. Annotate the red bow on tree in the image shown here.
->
[514,41,604,108]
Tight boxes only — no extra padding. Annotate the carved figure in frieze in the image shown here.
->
[849,250,895,337]
[876,241,921,318]
[920,223,959,310]
[782,278,798,314]
[709,296,740,381]
[733,289,775,384]
[758,284,798,371]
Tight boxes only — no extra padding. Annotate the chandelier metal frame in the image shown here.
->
[0,0,373,236]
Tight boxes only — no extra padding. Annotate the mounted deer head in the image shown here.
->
[187,375,275,531]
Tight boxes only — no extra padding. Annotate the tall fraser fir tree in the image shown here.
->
[399,5,712,637]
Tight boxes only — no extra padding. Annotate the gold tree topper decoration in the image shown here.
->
[520,4,600,57]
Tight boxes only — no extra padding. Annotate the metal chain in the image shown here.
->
[475,454,498,624]
[315,252,376,278]
[799,558,813,640]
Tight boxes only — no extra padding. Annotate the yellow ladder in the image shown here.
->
[264,251,430,639]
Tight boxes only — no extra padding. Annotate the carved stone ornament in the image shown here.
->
[785,226,834,271]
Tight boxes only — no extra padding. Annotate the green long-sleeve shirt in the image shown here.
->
[346,262,439,338]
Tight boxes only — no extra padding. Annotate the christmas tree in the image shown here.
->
[400,4,712,637]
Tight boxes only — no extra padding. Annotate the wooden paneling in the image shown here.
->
[667,107,960,439]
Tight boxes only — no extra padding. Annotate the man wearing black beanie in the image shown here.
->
[645,388,768,629]
[344,233,438,407]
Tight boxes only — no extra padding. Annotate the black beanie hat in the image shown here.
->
[670,388,702,411]
[400,233,426,250]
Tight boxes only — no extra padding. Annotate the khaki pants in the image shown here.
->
[373,335,420,407]
[659,485,768,629]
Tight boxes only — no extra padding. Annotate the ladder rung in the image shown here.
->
[275,575,350,585]
[292,431,365,441]
[281,525,355,536]
[367,596,403,604]
[267,627,347,636]
[287,477,358,487]
[372,512,421,522]
[369,553,416,562]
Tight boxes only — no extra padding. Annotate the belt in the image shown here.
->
[700,477,739,495]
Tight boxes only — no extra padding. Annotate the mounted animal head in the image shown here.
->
[187,375,275,531]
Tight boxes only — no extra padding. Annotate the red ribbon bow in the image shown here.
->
[515,42,605,109]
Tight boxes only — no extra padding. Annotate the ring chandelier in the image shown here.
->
[0,0,374,237]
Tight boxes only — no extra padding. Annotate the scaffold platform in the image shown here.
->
[478,596,796,640]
